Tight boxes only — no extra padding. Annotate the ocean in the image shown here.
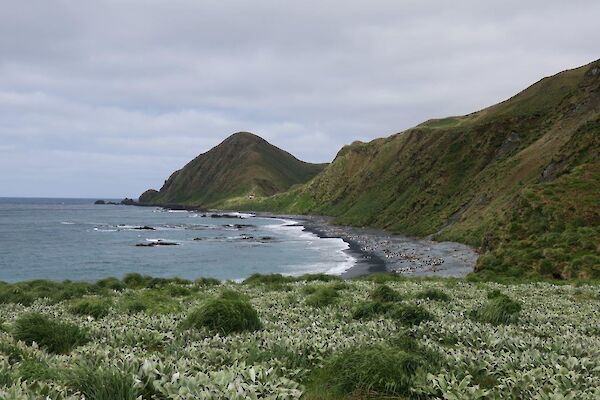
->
[0,198,355,283]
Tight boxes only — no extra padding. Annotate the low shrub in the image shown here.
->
[305,287,339,308]
[388,304,433,325]
[69,298,112,319]
[369,284,402,302]
[307,345,422,397]
[470,295,522,325]
[13,313,89,354]
[181,297,262,335]
[416,288,450,302]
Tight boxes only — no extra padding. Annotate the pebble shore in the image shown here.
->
[271,214,479,278]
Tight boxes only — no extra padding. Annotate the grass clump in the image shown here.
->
[66,363,139,400]
[470,294,522,325]
[416,288,450,301]
[369,284,402,302]
[246,343,312,370]
[0,280,104,306]
[13,313,89,354]
[96,277,126,291]
[298,273,341,282]
[243,273,293,285]
[181,293,262,335]
[119,291,181,315]
[17,358,58,382]
[305,287,339,308]
[195,277,221,286]
[388,304,433,325]
[306,345,422,398]
[351,301,392,320]
[364,272,405,284]
[69,298,112,319]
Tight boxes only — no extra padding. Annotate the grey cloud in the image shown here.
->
[0,0,598,197]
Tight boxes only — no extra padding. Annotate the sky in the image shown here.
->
[1,1,598,198]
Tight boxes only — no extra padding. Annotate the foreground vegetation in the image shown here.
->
[1,273,599,398]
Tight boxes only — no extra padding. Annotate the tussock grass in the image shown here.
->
[195,277,221,287]
[96,277,126,291]
[69,298,112,319]
[181,293,262,335]
[119,291,181,315]
[363,272,405,284]
[369,284,402,302]
[0,280,105,306]
[470,294,522,325]
[17,358,57,382]
[66,364,139,400]
[388,304,433,325]
[351,301,392,320]
[13,313,88,354]
[244,273,340,286]
[416,288,450,302]
[306,345,423,398]
[305,287,339,308]
[243,273,293,285]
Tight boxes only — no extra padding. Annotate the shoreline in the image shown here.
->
[253,213,479,279]
[290,218,388,279]
[124,202,478,279]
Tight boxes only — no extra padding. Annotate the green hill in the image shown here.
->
[138,132,327,207]
[237,60,600,280]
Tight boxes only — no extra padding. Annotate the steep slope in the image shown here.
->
[139,132,327,207]
[239,60,600,279]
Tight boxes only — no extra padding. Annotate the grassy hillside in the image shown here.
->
[139,132,326,207]
[1,274,599,398]
[235,60,600,279]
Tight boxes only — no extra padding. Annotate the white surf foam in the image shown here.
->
[262,218,356,275]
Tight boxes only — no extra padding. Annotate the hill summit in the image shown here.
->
[139,132,327,207]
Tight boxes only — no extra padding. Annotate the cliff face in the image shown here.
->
[239,60,600,279]
[138,132,327,207]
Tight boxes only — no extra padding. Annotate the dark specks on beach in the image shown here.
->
[253,213,478,278]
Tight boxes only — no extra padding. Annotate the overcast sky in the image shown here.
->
[1,0,598,198]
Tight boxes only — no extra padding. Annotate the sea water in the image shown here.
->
[0,198,355,283]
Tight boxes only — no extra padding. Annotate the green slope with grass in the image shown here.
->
[236,59,600,279]
[139,132,327,207]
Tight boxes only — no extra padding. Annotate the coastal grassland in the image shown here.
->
[0,275,600,398]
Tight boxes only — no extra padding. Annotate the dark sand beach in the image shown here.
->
[263,214,479,279]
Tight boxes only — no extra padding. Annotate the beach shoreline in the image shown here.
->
[254,213,479,279]
[127,202,479,279]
